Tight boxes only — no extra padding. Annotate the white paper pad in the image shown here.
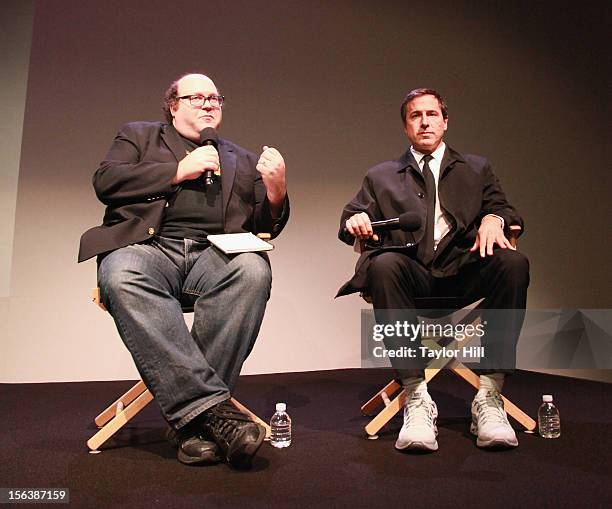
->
[207,233,274,254]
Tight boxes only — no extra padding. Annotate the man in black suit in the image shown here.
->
[339,88,529,451]
[79,73,289,468]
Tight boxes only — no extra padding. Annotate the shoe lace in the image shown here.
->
[208,402,250,443]
[474,390,509,425]
[212,417,239,443]
[405,392,435,427]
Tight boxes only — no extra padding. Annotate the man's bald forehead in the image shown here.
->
[177,73,217,93]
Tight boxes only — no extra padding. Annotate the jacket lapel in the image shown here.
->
[218,139,236,219]
[395,149,426,244]
[398,149,426,197]
[160,124,188,162]
[398,148,422,180]
[439,144,465,179]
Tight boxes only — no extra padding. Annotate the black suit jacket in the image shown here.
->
[337,145,522,296]
[78,122,289,262]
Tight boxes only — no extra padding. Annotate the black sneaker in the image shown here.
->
[201,401,266,469]
[166,427,223,466]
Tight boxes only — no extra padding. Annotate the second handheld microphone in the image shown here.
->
[199,127,219,187]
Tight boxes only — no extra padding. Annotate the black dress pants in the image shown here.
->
[367,249,530,376]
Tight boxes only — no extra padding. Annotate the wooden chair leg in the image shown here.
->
[94,380,148,427]
[449,365,480,389]
[450,365,536,431]
[360,380,401,415]
[360,366,444,419]
[230,398,272,439]
[502,395,537,431]
[87,388,154,451]
[365,389,406,437]
[363,364,535,436]
[88,384,272,451]
[363,368,443,436]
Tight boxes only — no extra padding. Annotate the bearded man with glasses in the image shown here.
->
[79,73,289,468]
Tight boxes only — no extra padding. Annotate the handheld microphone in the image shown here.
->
[344,212,421,235]
[370,212,421,232]
[199,127,219,187]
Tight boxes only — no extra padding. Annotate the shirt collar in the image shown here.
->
[410,141,446,165]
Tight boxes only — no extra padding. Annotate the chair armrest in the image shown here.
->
[92,287,107,312]
[508,225,521,249]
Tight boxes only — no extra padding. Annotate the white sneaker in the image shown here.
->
[395,391,438,451]
[471,390,518,448]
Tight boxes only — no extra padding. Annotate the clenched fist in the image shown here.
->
[256,145,287,207]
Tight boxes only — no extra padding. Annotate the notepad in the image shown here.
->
[207,233,274,254]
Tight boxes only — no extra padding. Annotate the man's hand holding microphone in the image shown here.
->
[173,145,219,185]
[345,212,380,242]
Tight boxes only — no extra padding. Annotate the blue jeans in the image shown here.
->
[98,236,272,429]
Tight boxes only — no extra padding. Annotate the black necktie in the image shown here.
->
[417,154,436,267]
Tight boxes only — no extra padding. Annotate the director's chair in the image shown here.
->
[359,225,536,438]
[86,234,274,452]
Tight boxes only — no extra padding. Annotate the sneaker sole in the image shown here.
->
[227,424,266,469]
[471,420,518,448]
[395,440,439,452]
[177,449,223,466]
[475,437,518,448]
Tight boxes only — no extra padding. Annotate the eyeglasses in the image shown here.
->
[178,94,225,108]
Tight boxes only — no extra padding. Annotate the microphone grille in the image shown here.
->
[398,212,422,232]
[199,127,218,146]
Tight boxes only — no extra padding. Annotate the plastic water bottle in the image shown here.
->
[270,402,291,448]
[538,395,561,438]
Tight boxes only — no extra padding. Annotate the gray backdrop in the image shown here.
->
[2,0,610,382]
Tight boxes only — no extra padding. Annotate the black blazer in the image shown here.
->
[78,122,289,262]
[337,145,523,296]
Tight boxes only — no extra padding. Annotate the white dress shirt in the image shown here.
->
[410,143,451,250]
[410,143,504,251]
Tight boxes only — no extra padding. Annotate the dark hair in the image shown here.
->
[162,78,180,123]
[400,88,448,124]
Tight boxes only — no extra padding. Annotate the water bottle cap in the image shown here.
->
[542,394,553,402]
[276,402,286,412]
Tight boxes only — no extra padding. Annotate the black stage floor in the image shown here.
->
[1,369,611,508]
